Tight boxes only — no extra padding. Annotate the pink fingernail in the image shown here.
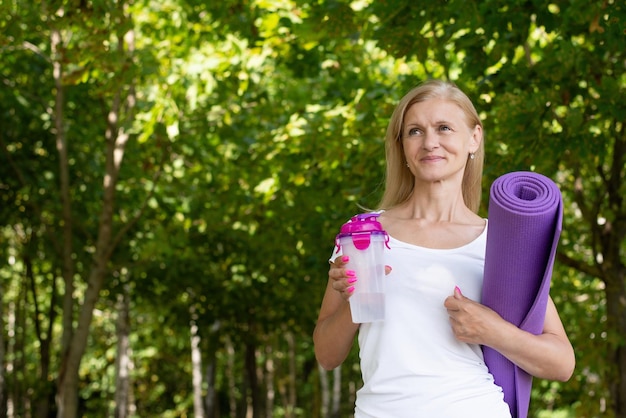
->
[342,255,349,262]
[347,286,355,293]
[454,286,462,295]
[348,277,358,284]
[346,270,356,277]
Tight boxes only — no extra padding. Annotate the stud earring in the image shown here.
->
[469,153,475,160]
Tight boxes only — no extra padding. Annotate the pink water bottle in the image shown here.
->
[335,213,389,323]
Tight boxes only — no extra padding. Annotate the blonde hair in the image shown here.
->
[377,79,484,213]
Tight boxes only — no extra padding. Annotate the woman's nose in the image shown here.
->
[422,131,440,151]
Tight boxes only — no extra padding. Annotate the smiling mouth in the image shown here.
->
[421,156,444,162]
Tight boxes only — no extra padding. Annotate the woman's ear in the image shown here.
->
[470,124,483,153]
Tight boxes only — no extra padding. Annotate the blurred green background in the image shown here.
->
[0,0,624,417]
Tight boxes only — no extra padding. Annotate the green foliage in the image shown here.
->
[0,0,624,416]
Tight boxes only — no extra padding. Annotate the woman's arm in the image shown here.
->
[445,289,575,381]
[313,256,360,370]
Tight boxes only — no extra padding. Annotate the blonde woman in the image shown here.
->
[313,80,574,418]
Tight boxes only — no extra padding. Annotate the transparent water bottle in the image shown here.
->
[335,213,389,323]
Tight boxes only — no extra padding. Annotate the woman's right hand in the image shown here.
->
[315,256,391,369]
[329,256,393,300]
[329,255,357,300]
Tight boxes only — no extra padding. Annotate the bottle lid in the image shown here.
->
[335,213,390,253]
[335,212,389,252]
[339,213,384,235]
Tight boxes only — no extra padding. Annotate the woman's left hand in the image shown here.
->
[444,286,505,346]
[444,287,575,381]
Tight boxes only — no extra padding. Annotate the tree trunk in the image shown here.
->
[26,247,56,418]
[14,280,27,416]
[48,20,76,416]
[56,42,134,418]
[50,24,76,370]
[601,125,626,417]
[563,120,626,418]
[205,321,221,418]
[48,14,76,417]
[331,366,341,418]
[604,268,626,417]
[6,300,17,418]
[245,339,261,418]
[285,331,296,418]
[317,364,329,418]
[114,285,131,418]
[265,344,275,418]
[204,354,217,418]
[53,5,137,415]
[611,341,626,417]
[190,305,206,418]
[57,265,110,417]
[225,337,238,418]
[0,257,6,418]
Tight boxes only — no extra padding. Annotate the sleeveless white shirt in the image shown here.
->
[335,221,512,418]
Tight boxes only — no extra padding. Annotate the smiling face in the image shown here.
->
[402,98,482,185]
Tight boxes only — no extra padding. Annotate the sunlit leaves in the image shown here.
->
[2,0,624,415]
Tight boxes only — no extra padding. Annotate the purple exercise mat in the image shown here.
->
[482,171,563,418]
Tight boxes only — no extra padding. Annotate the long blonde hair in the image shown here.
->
[377,80,484,213]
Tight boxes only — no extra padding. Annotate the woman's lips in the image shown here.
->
[420,155,444,162]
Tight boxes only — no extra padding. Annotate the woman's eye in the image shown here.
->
[439,125,451,131]
[408,128,422,136]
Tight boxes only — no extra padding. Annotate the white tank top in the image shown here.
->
[336,221,512,418]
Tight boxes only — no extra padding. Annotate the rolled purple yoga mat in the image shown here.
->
[482,171,563,418]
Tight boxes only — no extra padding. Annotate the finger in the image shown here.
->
[384,265,392,275]
[443,295,459,310]
[331,280,353,299]
[333,277,358,294]
[329,255,348,274]
[331,255,349,266]
[329,266,356,283]
[343,285,355,300]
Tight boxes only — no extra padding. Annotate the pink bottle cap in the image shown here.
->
[336,213,389,251]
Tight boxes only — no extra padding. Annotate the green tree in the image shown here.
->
[1,0,624,416]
